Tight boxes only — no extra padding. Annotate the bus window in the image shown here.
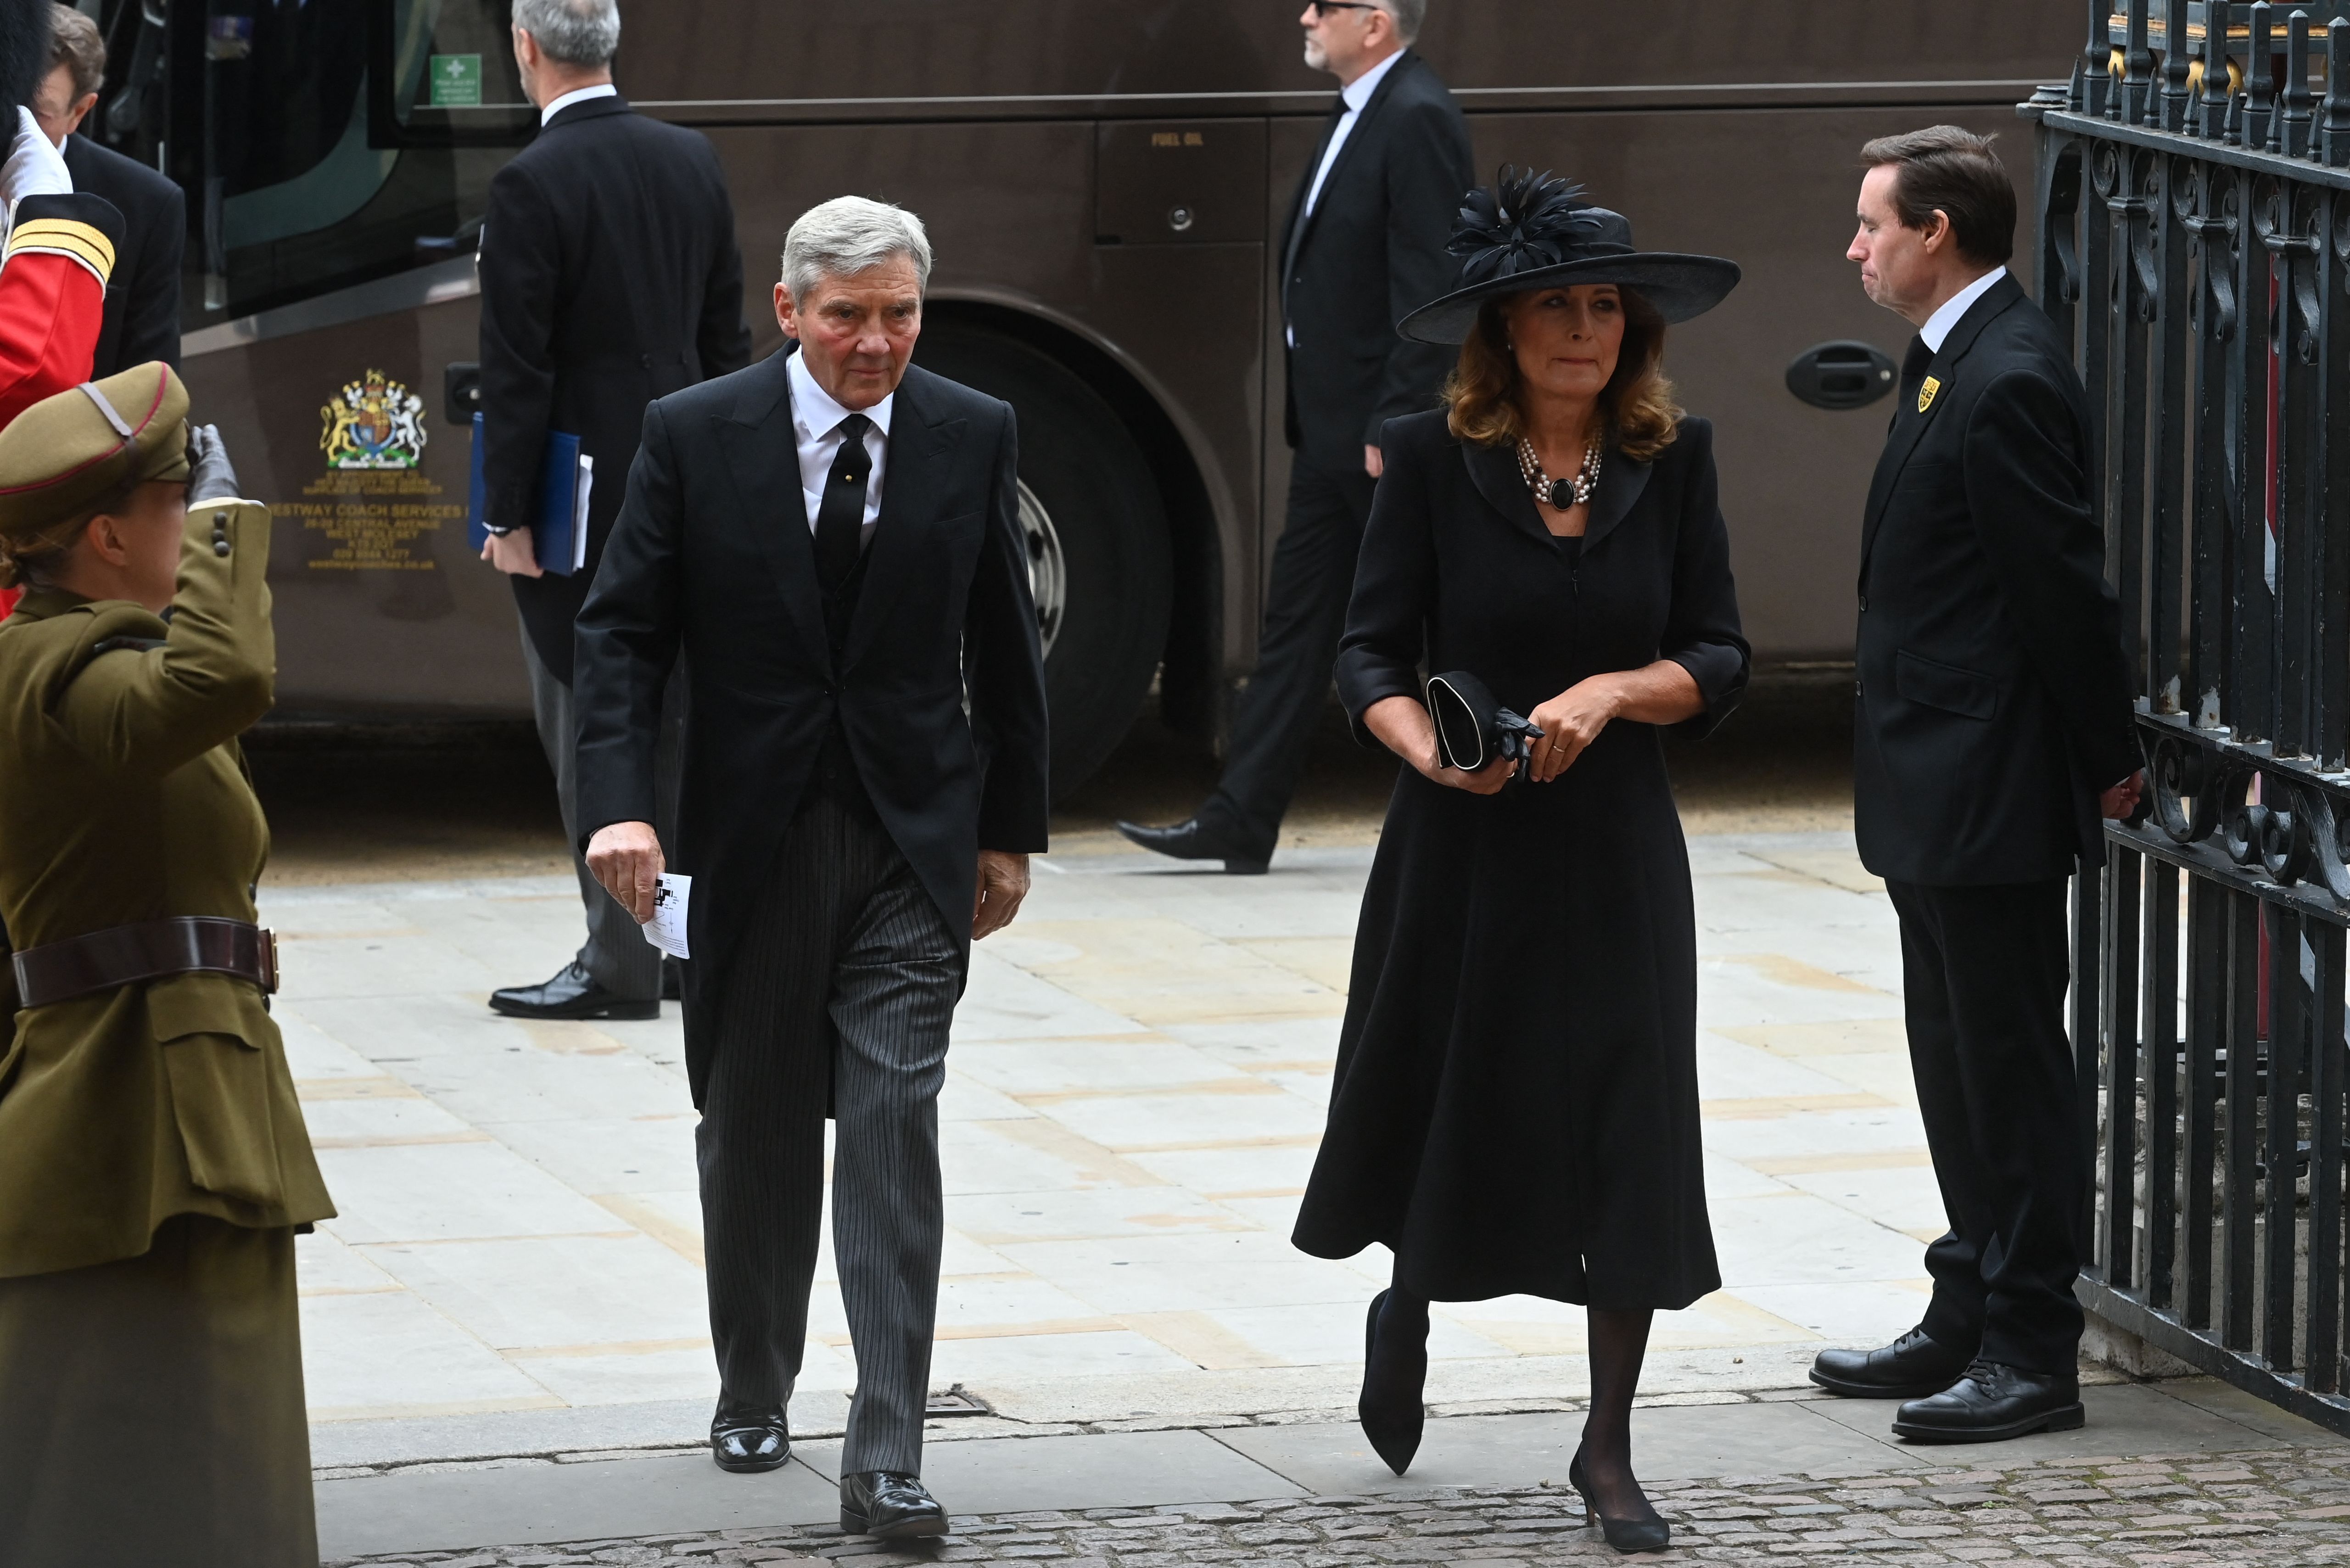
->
[166,0,530,323]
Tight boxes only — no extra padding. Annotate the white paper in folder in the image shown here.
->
[640,872,690,960]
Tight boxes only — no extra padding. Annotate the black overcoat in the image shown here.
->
[1853,274,2138,885]
[1292,409,1748,1308]
[572,356,1051,1109]
[477,95,754,682]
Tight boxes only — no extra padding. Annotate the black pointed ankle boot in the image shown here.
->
[1357,1288,1428,1474]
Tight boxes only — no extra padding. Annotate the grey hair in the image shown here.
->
[513,0,620,67]
[1377,0,1425,42]
[781,196,934,303]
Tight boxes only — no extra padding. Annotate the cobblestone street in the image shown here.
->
[329,1446,2350,1566]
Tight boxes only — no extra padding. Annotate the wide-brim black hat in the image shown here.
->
[1398,167,1742,345]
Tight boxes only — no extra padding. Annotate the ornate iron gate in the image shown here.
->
[2041,0,2350,1434]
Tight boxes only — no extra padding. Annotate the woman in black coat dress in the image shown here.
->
[1292,171,1746,1554]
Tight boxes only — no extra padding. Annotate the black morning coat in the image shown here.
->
[478,95,753,683]
[61,133,182,376]
[1854,274,2139,886]
[1280,50,1473,470]
[572,355,1052,1107]
[1291,409,1749,1308]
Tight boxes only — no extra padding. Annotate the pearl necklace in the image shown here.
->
[1516,435,1604,511]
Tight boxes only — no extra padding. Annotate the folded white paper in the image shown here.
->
[641,871,690,960]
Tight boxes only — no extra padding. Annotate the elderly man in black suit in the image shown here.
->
[477,0,751,1023]
[576,196,1049,1537]
[31,4,180,375]
[1119,0,1469,873]
[1807,126,2142,1443]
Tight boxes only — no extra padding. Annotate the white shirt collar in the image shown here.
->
[1919,265,2007,353]
[1340,47,1404,112]
[788,346,895,442]
[540,82,618,126]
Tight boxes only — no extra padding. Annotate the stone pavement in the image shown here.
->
[317,1378,2350,1563]
[271,826,1929,1464]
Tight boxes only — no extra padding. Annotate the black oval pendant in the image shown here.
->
[1548,478,1578,510]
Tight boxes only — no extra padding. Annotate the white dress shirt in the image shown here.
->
[1287,47,1404,349]
[789,347,892,539]
[1919,265,2007,353]
[540,82,618,125]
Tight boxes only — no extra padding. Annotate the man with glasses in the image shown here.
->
[1119,0,1469,874]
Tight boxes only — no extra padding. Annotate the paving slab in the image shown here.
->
[1209,1399,1924,1495]
[795,1428,1304,1512]
[314,1451,838,1560]
[1804,1377,2338,1458]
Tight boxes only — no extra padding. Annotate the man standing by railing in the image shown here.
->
[1814,125,2143,1443]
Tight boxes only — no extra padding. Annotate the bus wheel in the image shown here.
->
[913,322,1172,800]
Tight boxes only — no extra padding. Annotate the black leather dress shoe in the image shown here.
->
[1892,1360,2085,1443]
[1358,1288,1428,1474]
[1810,1324,1974,1400]
[489,961,660,1021]
[1114,817,1270,874]
[840,1470,949,1538]
[709,1398,790,1473]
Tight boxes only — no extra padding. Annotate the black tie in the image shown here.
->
[1898,336,1934,417]
[814,413,873,594]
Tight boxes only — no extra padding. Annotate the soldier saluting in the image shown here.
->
[0,364,334,1565]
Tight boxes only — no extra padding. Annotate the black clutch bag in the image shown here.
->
[1426,671,1544,773]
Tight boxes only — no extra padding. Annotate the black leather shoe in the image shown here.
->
[1891,1360,2085,1443]
[1114,817,1270,874]
[1358,1288,1427,1475]
[1569,1450,1670,1555]
[709,1397,790,1473]
[840,1470,948,1538]
[1810,1324,1974,1400]
[489,961,660,1021]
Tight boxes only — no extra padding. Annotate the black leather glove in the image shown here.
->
[185,424,241,504]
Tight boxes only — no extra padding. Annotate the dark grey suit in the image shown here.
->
[575,353,1050,1472]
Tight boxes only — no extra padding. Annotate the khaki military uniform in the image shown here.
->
[0,366,331,1567]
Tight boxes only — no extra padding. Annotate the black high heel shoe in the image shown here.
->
[1357,1288,1427,1474]
[1569,1448,1670,1555]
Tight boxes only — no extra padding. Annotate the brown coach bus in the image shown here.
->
[97,0,2076,793]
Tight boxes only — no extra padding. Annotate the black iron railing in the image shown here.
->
[2036,0,2350,1433]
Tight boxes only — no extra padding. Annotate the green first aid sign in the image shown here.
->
[429,54,483,107]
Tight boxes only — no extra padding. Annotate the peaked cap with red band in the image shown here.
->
[0,360,189,536]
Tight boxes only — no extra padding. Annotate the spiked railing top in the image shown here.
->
[2083,0,2350,167]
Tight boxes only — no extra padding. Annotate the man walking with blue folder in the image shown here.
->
[476,0,751,1020]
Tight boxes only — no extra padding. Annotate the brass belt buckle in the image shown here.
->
[260,928,280,994]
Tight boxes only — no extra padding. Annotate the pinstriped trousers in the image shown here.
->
[697,791,964,1476]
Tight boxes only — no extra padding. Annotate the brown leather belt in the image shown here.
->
[12,917,279,1009]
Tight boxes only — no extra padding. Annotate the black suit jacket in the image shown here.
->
[1280,50,1472,470]
[478,95,752,683]
[61,134,183,376]
[1854,274,2139,885]
[574,357,1051,1104]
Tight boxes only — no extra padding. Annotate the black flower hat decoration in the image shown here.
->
[1398,166,1744,344]
[1449,167,1616,286]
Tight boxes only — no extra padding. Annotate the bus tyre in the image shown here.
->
[913,322,1172,801]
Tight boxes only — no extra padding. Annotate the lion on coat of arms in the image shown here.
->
[321,370,427,470]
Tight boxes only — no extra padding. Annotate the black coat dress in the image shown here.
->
[1292,409,1748,1309]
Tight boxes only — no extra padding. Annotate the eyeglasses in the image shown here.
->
[1306,1,1379,14]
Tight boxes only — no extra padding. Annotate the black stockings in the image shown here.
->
[1580,1306,1657,1521]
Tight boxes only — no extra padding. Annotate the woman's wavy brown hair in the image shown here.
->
[1444,285,1683,461]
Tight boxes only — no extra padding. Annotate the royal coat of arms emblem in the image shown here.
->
[320,370,428,470]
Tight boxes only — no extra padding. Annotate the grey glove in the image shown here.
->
[185,424,241,504]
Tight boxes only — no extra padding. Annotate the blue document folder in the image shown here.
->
[466,413,592,576]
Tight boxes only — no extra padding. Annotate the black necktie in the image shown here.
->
[1898,336,1934,419]
[814,413,873,594]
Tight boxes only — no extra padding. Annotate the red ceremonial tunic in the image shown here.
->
[0,194,118,619]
